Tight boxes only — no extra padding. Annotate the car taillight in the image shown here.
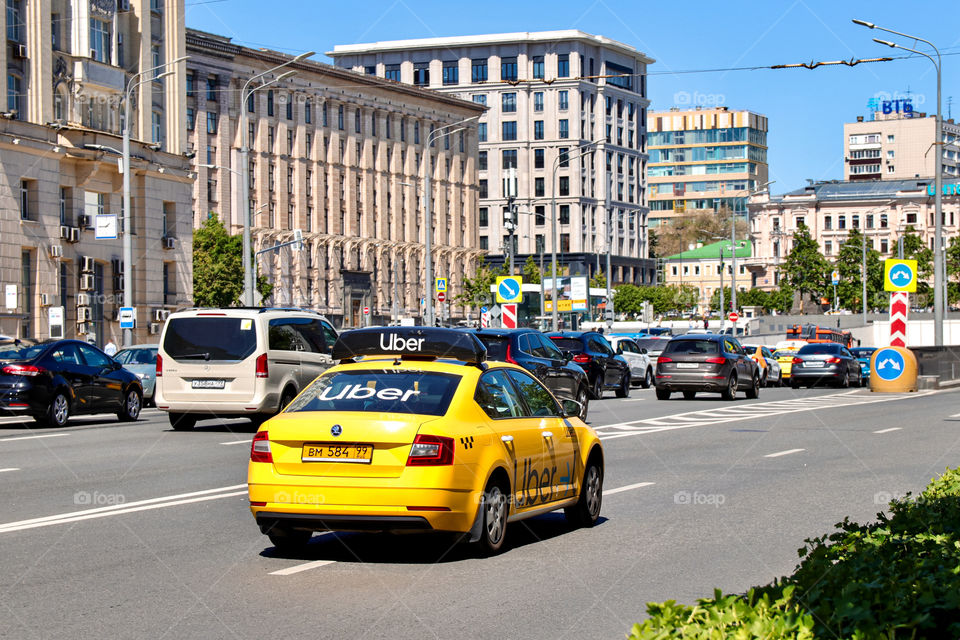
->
[572,354,591,364]
[155,353,163,377]
[792,357,803,365]
[705,357,726,364]
[250,431,272,463]
[505,344,518,365]
[255,353,268,378]
[406,434,454,466]
[825,357,841,364]
[2,364,44,377]
[657,356,673,364]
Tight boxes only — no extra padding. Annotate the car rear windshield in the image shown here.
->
[163,317,257,362]
[0,341,45,361]
[850,348,875,357]
[475,335,508,361]
[549,338,584,353]
[286,370,460,416]
[663,339,719,355]
[797,344,840,355]
[114,348,157,365]
[636,339,667,351]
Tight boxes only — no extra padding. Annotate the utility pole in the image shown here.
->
[862,231,868,324]
[605,171,613,328]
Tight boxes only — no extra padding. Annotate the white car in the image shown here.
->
[608,336,654,388]
[742,344,783,387]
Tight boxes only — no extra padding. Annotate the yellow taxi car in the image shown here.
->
[774,349,799,380]
[248,327,604,555]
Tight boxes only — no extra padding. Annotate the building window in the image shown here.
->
[501,56,518,82]
[185,107,195,131]
[478,151,487,171]
[887,165,896,173]
[558,176,569,196]
[866,214,874,228]
[838,215,846,230]
[206,112,217,134]
[881,238,889,253]
[479,236,488,251]
[471,58,488,83]
[534,148,544,169]
[442,61,458,85]
[7,0,23,42]
[559,205,570,224]
[479,207,488,227]
[824,241,832,255]
[338,105,344,130]
[560,233,570,252]
[205,76,217,101]
[287,167,294,194]
[7,73,23,118]
[477,122,487,142]
[533,92,544,112]
[384,64,400,81]
[852,214,860,229]
[824,216,832,230]
[502,149,517,170]
[534,177,545,197]
[89,18,111,63]
[880,213,888,228]
[152,112,163,143]
[305,100,312,124]
[205,145,216,165]
[286,130,294,154]
[413,63,429,86]
[532,56,544,79]
[557,54,570,78]
[186,73,195,97]
[502,93,517,113]
[285,95,293,120]
[472,94,487,105]
[558,147,569,167]
[19,179,36,220]
[535,206,545,225]
[558,90,569,110]
[906,211,917,224]
[354,109,361,133]
[559,119,569,139]
[479,180,488,198]
[207,179,217,203]
[267,90,275,117]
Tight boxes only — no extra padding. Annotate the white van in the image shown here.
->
[154,308,338,430]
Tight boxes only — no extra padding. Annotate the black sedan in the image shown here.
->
[0,339,143,426]
[471,328,591,419]
[654,334,760,401]
[546,331,631,399]
[789,342,862,388]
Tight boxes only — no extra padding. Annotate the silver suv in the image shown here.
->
[155,308,338,430]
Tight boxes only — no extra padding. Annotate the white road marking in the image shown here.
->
[0,484,247,534]
[0,433,70,443]
[620,398,645,402]
[603,481,655,496]
[950,412,960,418]
[270,560,336,576]
[0,468,19,473]
[764,448,805,458]
[873,427,902,434]
[220,439,253,446]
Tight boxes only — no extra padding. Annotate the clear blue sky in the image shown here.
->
[186,0,960,195]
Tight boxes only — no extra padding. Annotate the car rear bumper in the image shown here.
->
[791,366,844,381]
[655,371,728,391]
[155,388,279,416]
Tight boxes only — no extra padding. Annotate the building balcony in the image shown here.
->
[74,58,125,93]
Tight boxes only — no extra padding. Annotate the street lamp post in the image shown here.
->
[239,51,314,306]
[121,56,187,347]
[856,19,944,345]
[551,140,600,331]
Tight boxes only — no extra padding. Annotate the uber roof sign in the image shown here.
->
[332,327,487,364]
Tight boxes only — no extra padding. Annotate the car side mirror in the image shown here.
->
[561,399,582,418]
[562,351,572,361]
[640,348,648,355]
[112,361,122,370]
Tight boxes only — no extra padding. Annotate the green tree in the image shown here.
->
[834,229,884,311]
[612,284,645,316]
[193,214,273,306]
[590,271,606,289]
[898,225,934,280]
[781,223,829,313]
[648,229,660,260]
[455,256,506,309]
[522,256,541,284]
[767,286,795,313]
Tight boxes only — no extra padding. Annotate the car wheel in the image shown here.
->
[117,388,142,422]
[655,387,671,400]
[615,373,630,398]
[761,369,769,387]
[576,385,589,421]
[478,478,509,555]
[565,455,603,528]
[42,392,70,428]
[641,368,654,389]
[838,370,850,388]
[682,390,696,400]
[777,372,784,387]
[591,375,603,400]
[169,412,197,431]
[746,372,760,399]
[790,379,800,389]
[267,526,313,554]
[278,388,296,414]
[721,374,738,401]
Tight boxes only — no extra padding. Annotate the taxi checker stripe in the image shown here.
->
[0,484,246,533]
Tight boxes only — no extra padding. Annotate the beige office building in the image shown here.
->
[648,107,769,227]
[186,30,484,327]
[330,31,657,286]
[845,112,960,181]
[0,0,192,342]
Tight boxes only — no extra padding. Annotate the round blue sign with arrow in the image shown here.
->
[496,276,522,303]
[874,348,906,381]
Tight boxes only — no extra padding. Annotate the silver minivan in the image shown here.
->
[154,308,338,430]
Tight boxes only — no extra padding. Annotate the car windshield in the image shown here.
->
[663,339,719,355]
[286,370,461,416]
[797,344,840,355]
[114,348,157,365]
[850,348,876,358]
[635,339,667,351]
[0,340,45,361]
[475,335,508,361]
[549,338,584,353]
[163,317,258,362]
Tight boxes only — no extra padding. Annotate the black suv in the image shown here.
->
[546,331,630,399]
[472,329,590,419]
[654,334,760,401]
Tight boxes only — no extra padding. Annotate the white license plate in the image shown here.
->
[676,363,699,369]
[191,379,225,389]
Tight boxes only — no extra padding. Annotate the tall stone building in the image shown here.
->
[186,30,484,327]
[0,0,192,342]
[330,30,657,286]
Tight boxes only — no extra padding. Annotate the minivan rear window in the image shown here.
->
[286,370,460,416]
[163,317,257,362]
[475,336,508,361]
[663,339,719,355]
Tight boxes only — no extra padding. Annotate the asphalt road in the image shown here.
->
[1,383,958,639]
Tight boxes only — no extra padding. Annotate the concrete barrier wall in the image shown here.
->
[910,346,960,382]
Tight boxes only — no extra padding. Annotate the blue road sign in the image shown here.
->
[891,267,912,284]
[874,348,906,381]
[498,278,520,300]
[480,306,488,314]
[119,307,135,330]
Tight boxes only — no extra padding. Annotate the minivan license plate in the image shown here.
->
[191,379,225,389]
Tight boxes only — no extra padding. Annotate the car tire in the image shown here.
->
[41,392,70,428]
[591,375,603,400]
[838,370,850,388]
[721,374,738,401]
[477,478,509,555]
[169,412,197,431]
[655,387,671,401]
[761,369,768,387]
[278,388,296,414]
[117,388,142,422]
[565,455,603,528]
[641,368,654,389]
[576,385,589,421]
[267,526,313,554]
[746,372,760,399]
[682,390,696,400]
[790,379,801,389]
[615,373,630,398]
[776,372,784,387]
